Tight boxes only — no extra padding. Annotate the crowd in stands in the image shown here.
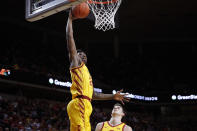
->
[0,95,69,131]
[0,95,196,131]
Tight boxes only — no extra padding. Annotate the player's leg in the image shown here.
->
[85,122,91,131]
[70,124,85,131]
[67,99,87,131]
[84,99,93,131]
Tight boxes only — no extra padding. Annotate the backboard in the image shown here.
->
[26,0,87,22]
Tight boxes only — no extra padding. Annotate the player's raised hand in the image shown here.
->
[113,89,130,105]
[69,10,77,20]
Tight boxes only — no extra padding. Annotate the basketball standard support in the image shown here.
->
[26,0,87,22]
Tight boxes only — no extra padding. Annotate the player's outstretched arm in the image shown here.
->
[66,11,79,68]
[92,89,130,105]
[95,122,103,131]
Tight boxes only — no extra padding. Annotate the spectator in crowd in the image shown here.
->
[1,94,197,131]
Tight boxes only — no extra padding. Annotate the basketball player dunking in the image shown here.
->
[66,11,130,131]
[95,103,132,131]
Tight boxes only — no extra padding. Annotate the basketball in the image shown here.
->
[71,2,90,19]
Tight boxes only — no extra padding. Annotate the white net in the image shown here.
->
[87,0,122,31]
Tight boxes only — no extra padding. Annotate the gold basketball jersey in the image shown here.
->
[70,62,93,99]
[101,121,126,131]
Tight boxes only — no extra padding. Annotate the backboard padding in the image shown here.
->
[26,0,87,22]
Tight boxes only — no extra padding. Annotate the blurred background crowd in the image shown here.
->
[0,92,197,131]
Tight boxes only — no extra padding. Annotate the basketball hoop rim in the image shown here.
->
[87,0,118,4]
